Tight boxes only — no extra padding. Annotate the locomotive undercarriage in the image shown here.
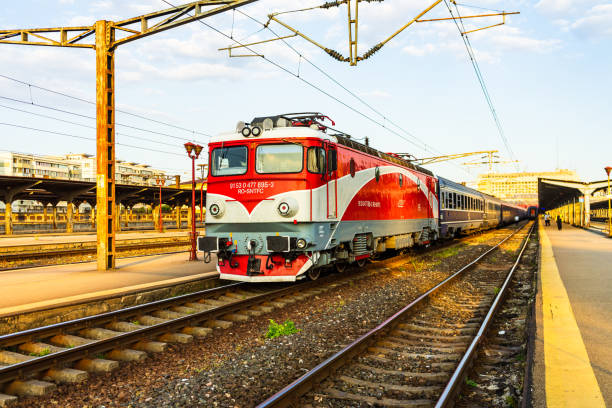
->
[199,219,437,281]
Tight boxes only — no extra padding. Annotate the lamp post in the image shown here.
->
[198,164,208,222]
[155,175,166,233]
[184,142,203,260]
[605,166,612,238]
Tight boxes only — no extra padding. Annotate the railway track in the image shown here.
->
[0,267,382,406]
[258,221,535,408]
[0,237,191,269]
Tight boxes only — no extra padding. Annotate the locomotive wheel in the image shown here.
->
[356,258,367,268]
[335,262,348,273]
[307,267,321,280]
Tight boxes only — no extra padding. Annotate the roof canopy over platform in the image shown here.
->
[538,178,609,226]
[0,175,204,208]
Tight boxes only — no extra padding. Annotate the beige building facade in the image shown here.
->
[0,151,166,186]
[467,169,580,205]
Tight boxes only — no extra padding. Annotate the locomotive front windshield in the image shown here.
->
[255,144,303,174]
[211,145,248,176]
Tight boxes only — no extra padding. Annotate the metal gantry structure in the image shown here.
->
[0,0,257,270]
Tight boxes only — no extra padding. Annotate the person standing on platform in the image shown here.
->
[544,213,550,226]
[556,215,562,230]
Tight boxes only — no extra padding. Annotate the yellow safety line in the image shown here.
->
[539,221,605,407]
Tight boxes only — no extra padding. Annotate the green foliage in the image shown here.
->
[435,246,460,259]
[29,348,51,357]
[494,287,501,295]
[265,319,300,339]
[465,378,478,388]
[505,395,517,408]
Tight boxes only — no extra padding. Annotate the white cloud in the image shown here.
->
[402,43,436,56]
[569,3,612,37]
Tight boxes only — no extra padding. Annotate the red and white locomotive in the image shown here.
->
[198,113,441,282]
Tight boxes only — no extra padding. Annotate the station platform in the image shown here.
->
[0,252,217,317]
[532,220,611,407]
[0,230,193,248]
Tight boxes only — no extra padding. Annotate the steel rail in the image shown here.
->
[0,273,339,385]
[435,221,536,407]
[257,222,530,408]
[0,241,189,259]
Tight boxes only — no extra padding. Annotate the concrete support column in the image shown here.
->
[124,206,130,229]
[91,206,96,228]
[584,194,591,228]
[152,204,159,231]
[66,202,74,234]
[175,206,181,230]
[187,206,193,231]
[43,204,48,223]
[52,205,58,230]
[4,201,12,235]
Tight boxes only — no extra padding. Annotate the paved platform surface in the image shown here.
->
[532,221,610,407]
[0,252,217,316]
[0,230,198,247]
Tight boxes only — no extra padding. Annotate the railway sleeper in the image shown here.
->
[50,334,92,348]
[73,358,119,373]
[336,375,442,398]
[157,332,192,344]
[79,328,122,340]
[222,313,250,322]
[42,368,88,384]
[152,310,187,320]
[352,364,450,383]
[364,355,457,372]
[378,340,465,354]
[181,326,213,338]
[0,393,17,407]
[391,330,472,343]
[396,323,477,336]
[368,346,461,362]
[132,341,167,353]
[316,388,433,408]
[105,349,147,362]
[4,379,56,397]
[204,320,233,329]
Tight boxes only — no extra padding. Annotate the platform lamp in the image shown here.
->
[605,166,612,238]
[185,142,204,260]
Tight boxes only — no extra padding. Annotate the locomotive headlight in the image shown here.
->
[208,201,225,218]
[241,126,252,137]
[278,202,290,216]
[296,238,307,249]
[209,204,220,216]
[275,197,299,218]
[251,126,262,137]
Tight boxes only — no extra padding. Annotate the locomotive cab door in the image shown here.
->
[326,144,338,219]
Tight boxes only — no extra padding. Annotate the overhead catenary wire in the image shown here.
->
[443,0,519,172]
[0,94,209,145]
[235,9,442,157]
[0,122,186,157]
[0,103,188,150]
[0,73,212,138]
[160,0,460,164]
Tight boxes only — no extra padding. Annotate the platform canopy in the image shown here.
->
[538,178,609,226]
[0,175,204,208]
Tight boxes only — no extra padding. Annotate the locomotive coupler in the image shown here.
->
[246,240,262,276]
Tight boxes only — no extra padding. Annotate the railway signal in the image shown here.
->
[0,0,257,270]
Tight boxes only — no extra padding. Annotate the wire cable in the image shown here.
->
[235,9,442,157]
[0,73,212,137]
[0,122,186,157]
[443,0,519,171]
[0,103,189,150]
[0,94,209,144]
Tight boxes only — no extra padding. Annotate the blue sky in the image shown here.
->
[0,0,610,182]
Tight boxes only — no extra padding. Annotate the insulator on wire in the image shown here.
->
[325,48,347,61]
[320,1,345,9]
[361,43,383,60]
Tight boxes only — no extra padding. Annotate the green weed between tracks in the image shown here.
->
[265,319,300,339]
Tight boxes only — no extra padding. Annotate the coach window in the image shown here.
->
[399,173,404,187]
[453,193,457,209]
[327,148,337,173]
[211,145,248,176]
[256,144,303,174]
[349,158,356,177]
[307,147,325,174]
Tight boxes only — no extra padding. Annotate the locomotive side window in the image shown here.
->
[399,173,403,187]
[211,145,248,176]
[349,158,356,178]
[307,147,325,174]
[327,149,337,173]
[256,144,303,174]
